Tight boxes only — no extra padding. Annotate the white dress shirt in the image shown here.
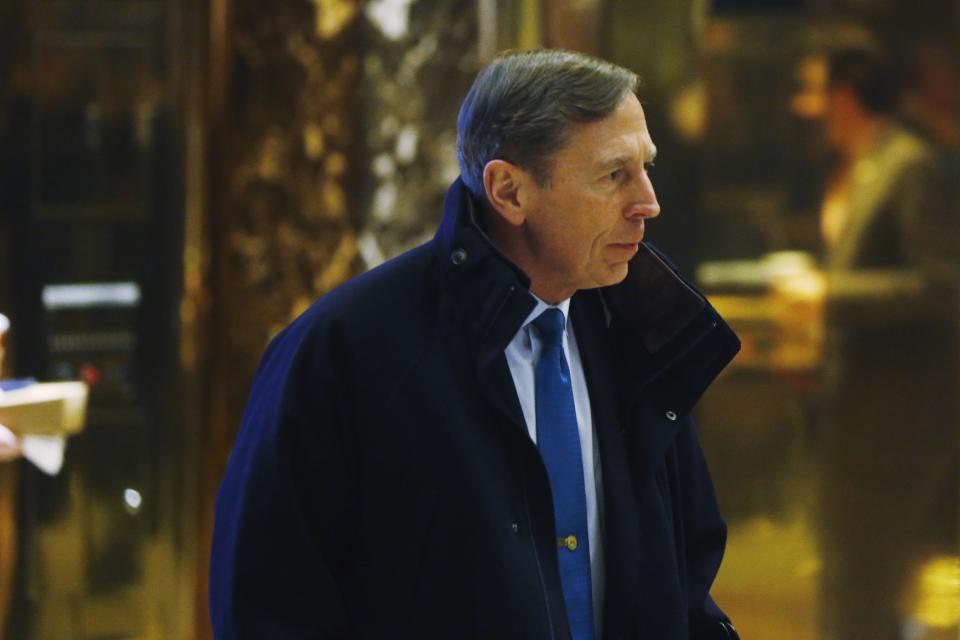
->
[504,295,605,635]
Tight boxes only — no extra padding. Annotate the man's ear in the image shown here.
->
[482,159,531,227]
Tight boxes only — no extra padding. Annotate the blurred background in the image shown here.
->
[0,0,958,638]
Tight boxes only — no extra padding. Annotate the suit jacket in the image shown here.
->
[210,178,741,639]
[825,125,958,333]
[820,125,959,525]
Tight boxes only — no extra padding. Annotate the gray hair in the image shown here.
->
[456,49,640,198]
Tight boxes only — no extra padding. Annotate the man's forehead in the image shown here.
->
[579,128,657,168]
[593,139,657,166]
[566,97,654,159]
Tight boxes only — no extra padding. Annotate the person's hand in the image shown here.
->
[0,423,22,462]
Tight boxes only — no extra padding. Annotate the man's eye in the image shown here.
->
[607,169,624,181]
[644,161,655,173]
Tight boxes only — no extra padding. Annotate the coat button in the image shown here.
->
[665,410,677,421]
[511,523,519,534]
[450,248,468,265]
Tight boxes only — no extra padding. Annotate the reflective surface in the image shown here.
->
[0,0,956,638]
[0,0,197,637]
[602,2,960,638]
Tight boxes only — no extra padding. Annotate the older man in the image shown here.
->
[211,49,740,639]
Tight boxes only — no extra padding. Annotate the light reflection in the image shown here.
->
[909,555,960,628]
[123,488,142,514]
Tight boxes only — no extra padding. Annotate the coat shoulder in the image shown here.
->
[266,241,445,388]
[303,241,437,325]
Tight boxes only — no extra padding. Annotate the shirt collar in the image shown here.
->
[522,294,571,331]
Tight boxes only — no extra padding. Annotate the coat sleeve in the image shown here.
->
[676,419,741,640]
[209,320,359,639]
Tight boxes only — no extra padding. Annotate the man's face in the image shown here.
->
[791,54,845,150]
[520,93,660,299]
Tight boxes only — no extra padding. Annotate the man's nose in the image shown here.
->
[624,172,660,219]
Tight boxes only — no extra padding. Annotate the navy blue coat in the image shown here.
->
[210,178,741,639]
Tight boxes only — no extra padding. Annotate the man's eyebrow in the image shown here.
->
[594,146,658,171]
[594,156,630,172]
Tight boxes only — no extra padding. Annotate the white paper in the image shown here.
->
[21,434,66,476]
[0,381,88,436]
[0,423,16,449]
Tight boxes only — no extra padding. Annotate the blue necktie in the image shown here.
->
[533,308,594,640]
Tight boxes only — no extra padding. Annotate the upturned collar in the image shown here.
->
[432,177,739,411]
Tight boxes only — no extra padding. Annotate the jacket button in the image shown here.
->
[511,523,519,534]
[450,248,468,265]
[665,410,677,421]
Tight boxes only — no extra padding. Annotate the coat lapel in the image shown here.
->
[570,292,641,639]
[434,178,536,432]
[474,286,531,432]
[600,245,740,485]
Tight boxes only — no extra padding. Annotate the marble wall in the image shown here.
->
[200,7,478,635]
[214,0,475,397]
[357,0,476,266]
[217,0,362,364]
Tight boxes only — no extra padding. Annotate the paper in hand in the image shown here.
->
[21,434,66,476]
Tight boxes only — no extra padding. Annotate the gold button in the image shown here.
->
[557,535,578,551]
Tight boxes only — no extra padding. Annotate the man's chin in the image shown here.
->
[583,264,630,290]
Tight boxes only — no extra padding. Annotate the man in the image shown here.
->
[210,49,740,639]
[811,46,959,639]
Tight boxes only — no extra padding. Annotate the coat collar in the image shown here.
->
[432,177,740,412]
[433,177,536,355]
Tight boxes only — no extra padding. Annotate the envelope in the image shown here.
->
[0,382,88,436]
